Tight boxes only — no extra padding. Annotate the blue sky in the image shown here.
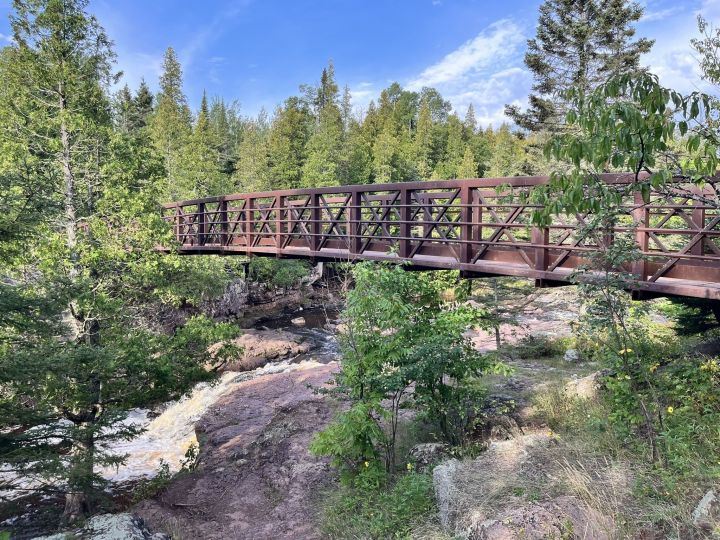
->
[0,0,718,126]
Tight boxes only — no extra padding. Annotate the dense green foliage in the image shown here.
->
[0,0,239,522]
[311,263,505,484]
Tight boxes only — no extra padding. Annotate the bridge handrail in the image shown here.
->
[161,173,648,208]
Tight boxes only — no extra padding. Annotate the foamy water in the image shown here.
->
[101,358,328,482]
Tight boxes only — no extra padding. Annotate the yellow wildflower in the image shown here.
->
[619,348,633,355]
[667,406,674,414]
[364,461,369,467]
[406,463,413,471]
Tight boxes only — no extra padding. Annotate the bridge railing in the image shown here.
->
[162,174,720,299]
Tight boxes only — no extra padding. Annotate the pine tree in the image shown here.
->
[234,119,270,191]
[373,123,399,183]
[505,0,653,132]
[433,114,465,179]
[414,97,433,179]
[268,97,312,189]
[209,97,236,174]
[132,79,154,129]
[114,85,134,132]
[149,47,192,198]
[488,124,525,177]
[177,91,228,198]
[302,64,345,187]
[463,105,477,137]
[113,82,153,133]
[457,145,479,178]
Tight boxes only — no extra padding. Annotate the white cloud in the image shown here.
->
[350,82,377,113]
[404,19,527,127]
[407,19,524,91]
[0,32,13,44]
[640,0,718,94]
[640,6,684,22]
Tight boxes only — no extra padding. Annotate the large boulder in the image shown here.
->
[692,489,720,530]
[433,459,460,530]
[209,329,310,371]
[33,513,169,540]
[410,442,451,473]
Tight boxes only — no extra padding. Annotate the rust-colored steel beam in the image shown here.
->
[161,174,720,300]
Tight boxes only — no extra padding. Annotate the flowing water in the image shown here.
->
[102,306,339,482]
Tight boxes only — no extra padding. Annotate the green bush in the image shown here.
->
[311,262,506,479]
[247,258,310,288]
[657,297,720,336]
[319,472,436,539]
[513,334,571,359]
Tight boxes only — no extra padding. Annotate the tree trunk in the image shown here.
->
[63,430,96,524]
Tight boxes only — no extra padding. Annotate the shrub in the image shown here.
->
[247,258,310,288]
[311,262,506,479]
[513,334,572,359]
[319,472,436,539]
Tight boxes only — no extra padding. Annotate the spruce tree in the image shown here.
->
[268,97,312,189]
[457,145,479,178]
[414,97,433,179]
[234,119,271,191]
[302,64,345,187]
[177,91,228,197]
[131,79,154,130]
[149,47,192,198]
[506,0,653,132]
[488,124,525,177]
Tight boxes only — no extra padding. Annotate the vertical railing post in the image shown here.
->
[197,202,206,246]
[220,199,228,247]
[531,225,549,287]
[632,191,650,280]
[460,185,471,264]
[473,191,483,261]
[245,197,254,251]
[310,192,320,253]
[349,190,361,255]
[174,206,182,244]
[399,188,411,259]
[275,195,285,255]
[691,200,706,257]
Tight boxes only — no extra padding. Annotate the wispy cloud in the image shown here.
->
[350,82,377,113]
[405,19,527,127]
[640,0,718,94]
[179,0,253,70]
[640,6,684,22]
[0,32,13,44]
[407,19,524,91]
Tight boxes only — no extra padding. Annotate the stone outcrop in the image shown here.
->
[33,513,169,540]
[692,489,719,530]
[468,496,609,540]
[210,329,311,371]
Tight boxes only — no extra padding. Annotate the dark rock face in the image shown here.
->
[135,362,339,540]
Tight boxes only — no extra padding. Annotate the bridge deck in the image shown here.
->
[162,174,720,300]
